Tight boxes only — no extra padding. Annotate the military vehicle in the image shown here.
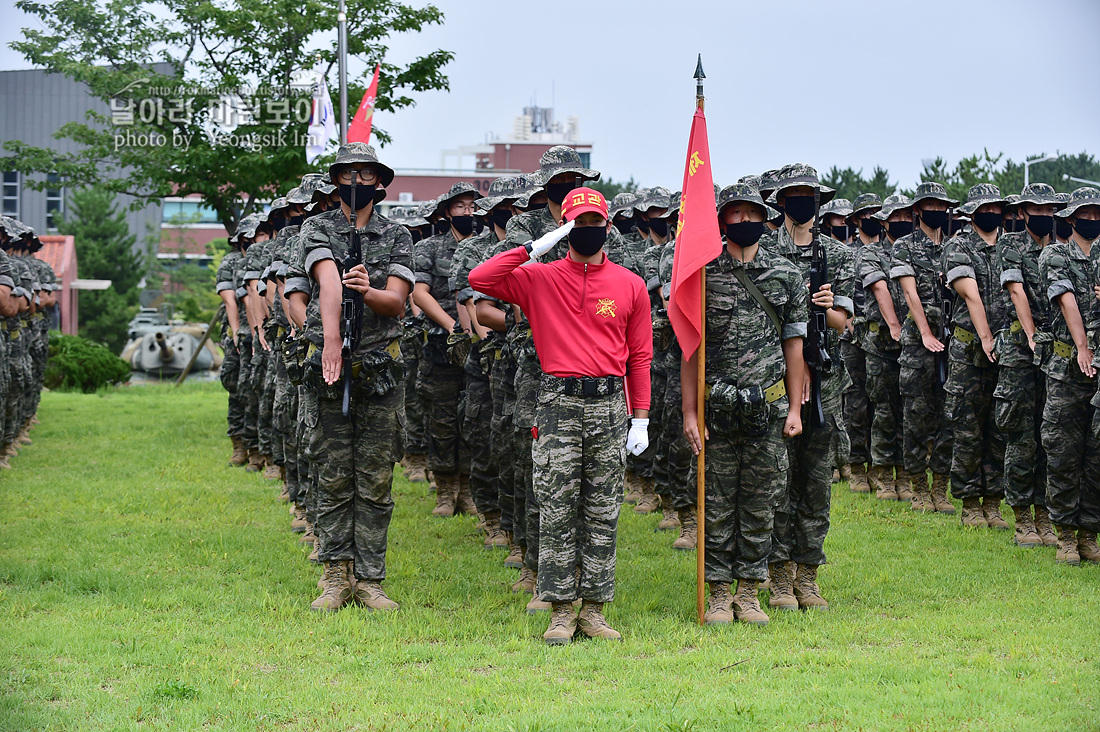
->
[120,307,223,379]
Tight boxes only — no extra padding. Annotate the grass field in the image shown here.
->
[1,382,1097,731]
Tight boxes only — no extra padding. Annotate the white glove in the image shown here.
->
[626,418,649,456]
[526,220,574,259]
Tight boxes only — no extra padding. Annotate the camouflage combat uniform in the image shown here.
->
[216,249,245,441]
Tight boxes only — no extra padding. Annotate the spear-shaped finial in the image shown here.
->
[694,53,705,102]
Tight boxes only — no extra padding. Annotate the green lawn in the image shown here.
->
[1,383,1097,731]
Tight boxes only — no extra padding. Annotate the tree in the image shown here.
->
[821,166,897,203]
[6,0,453,233]
[586,176,641,200]
[56,187,144,352]
[912,151,1100,199]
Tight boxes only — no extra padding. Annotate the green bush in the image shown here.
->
[45,332,131,392]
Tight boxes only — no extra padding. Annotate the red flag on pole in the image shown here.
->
[347,64,380,144]
[668,106,722,360]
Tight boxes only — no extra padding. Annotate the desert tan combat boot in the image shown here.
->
[624,470,642,504]
[310,560,352,612]
[1012,506,1041,548]
[245,449,264,472]
[894,468,914,501]
[404,454,428,482]
[290,505,308,533]
[930,473,955,514]
[657,504,681,531]
[633,478,659,514]
[0,455,10,470]
[704,582,734,625]
[793,563,829,610]
[526,590,552,614]
[511,565,535,594]
[308,535,321,563]
[960,497,987,528]
[577,601,621,640]
[848,463,870,493]
[1055,525,1081,565]
[263,461,281,480]
[299,522,316,546]
[1034,506,1058,546]
[672,507,697,551]
[455,475,478,515]
[543,602,578,645]
[767,562,799,611]
[732,580,769,625]
[982,497,1009,530]
[504,542,524,569]
[352,579,399,610]
[482,512,509,549]
[229,436,248,466]
[870,465,897,500]
[838,464,852,483]
[910,470,933,512]
[431,474,458,517]
[1077,530,1100,563]
[17,428,31,446]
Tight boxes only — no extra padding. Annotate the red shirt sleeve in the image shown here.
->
[625,279,653,410]
[468,245,536,308]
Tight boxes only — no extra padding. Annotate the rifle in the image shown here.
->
[339,182,364,415]
[936,207,953,386]
[804,187,832,429]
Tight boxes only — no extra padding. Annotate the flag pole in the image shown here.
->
[693,54,707,626]
[337,0,348,144]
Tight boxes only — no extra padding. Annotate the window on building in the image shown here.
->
[2,172,19,218]
[46,173,64,230]
[161,199,221,225]
[578,152,591,169]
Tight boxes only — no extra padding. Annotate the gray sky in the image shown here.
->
[3,0,1098,190]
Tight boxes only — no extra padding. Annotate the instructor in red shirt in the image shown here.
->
[471,188,653,645]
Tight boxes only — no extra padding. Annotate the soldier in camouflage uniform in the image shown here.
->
[1,222,40,460]
[683,183,807,626]
[855,195,910,500]
[890,182,957,515]
[216,231,247,466]
[996,184,1060,546]
[242,200,283,471]
[943,184,1009,529]
[1037,188,1100,564]
[300,143,414,611]
[0,219,26,468]
[231,215,262,468]
[764,164,855,612]
[413,182,481,517]
[471,186,652,644]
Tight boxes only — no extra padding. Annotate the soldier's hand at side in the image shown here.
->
[1077,346,1096,379]
[921,332,945,353]
[810,282,833,309]
[259,331,271,352]
[889,322,902,342]
[683,413,708,456]
[626,418,649,456]
[322,339,342,385]
[981,334,997,363]
[342,264,372,296]
[1026,333,1036,353]
[802,379,811,405]
[784,410,802,438]
[1093,284,1100,302]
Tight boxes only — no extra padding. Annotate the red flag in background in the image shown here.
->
[668,106,722,360]
[347,64,381,144]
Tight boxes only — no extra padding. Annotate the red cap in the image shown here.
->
[560,188,609,222]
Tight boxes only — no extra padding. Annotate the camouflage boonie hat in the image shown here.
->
[434,182,482,217]
[757,169,782,199]
[820,198,853,219]
[417,197,441,220]
[910,181,958,206]
[872,194,913,221]
[535,145,599,185]
[662,191,682,220]
[266,197,289,222]
[957,183,1007,215]
[632,188,652,214]
[328,142,395,187]
[389,206,428,227]
[717,183,770,218]
[643,186,673,212]
[609,192,638,219]
[1015,183,1060,207]
[477,175,522,212]
[848,193,883,220]
[287,173,326,204]
[1055,187,1100,218]
[772,163,836,205]
[236,213,265,239]
[513,173,545,209]
[1055,192,1071,206]
[0,216,23,240]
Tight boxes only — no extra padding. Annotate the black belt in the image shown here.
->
[540,374,623,398]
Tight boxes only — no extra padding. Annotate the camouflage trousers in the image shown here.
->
[272,349,300,500]
[898,345,952,475]
[491,349,517,535]
[865,349,903,467]
[649,361,669,501]
[945,360,1004,499]
[703,411,789,582]
[416,356,467,476]
[297,385,319,525]
[401,340,426,455]
[661,346,694,510]
[258,346,277,460]
[220,338,246,439]
[0,332,9,443]
[1041,377,1100,531]
[533,376,628,604]
[514,344,540,572]
[313,383,405,581]
[772,398,838,567]
[236,336,258,451]
[463,369,497,514]
[840,340,869,465]
[4,330,25,446]
[995,364,1046,508]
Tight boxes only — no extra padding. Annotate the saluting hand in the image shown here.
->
[527,220,575,259]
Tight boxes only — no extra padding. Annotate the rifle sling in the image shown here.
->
[731,266,783,339]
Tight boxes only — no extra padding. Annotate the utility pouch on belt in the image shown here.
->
[705,381,741,437]
[653,309,673,352]
[305,339,401,399]
[424,332,451,366]
[737,384,769,438]
[283,334,307,386]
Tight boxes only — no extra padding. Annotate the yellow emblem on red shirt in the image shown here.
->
[595,298,617,318]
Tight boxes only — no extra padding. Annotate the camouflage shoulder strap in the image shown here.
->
[731,266,783,338]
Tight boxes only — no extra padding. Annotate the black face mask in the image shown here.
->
[829,225,850,240]
[1073,218,1100,241]
[725,221,765,247]
[568,225,607,256]
[648,218,669,238]
[887,221,913,239]
[973,212,1002,233]
[338,183,377,210]
[490,208,513,230]
[473,217,485,235]
[410,229,423,243]
[1025,215,1054,239]
[545,180,578,205]
[1056,218,1073,240]
[918,209,949,231]
[858,218,883,238]
[635,217,651,234]
[449,215,475,237]
[433,220,450,236]
[288,214,304,226]
[782,196,816,225]
[613,218,635,235]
